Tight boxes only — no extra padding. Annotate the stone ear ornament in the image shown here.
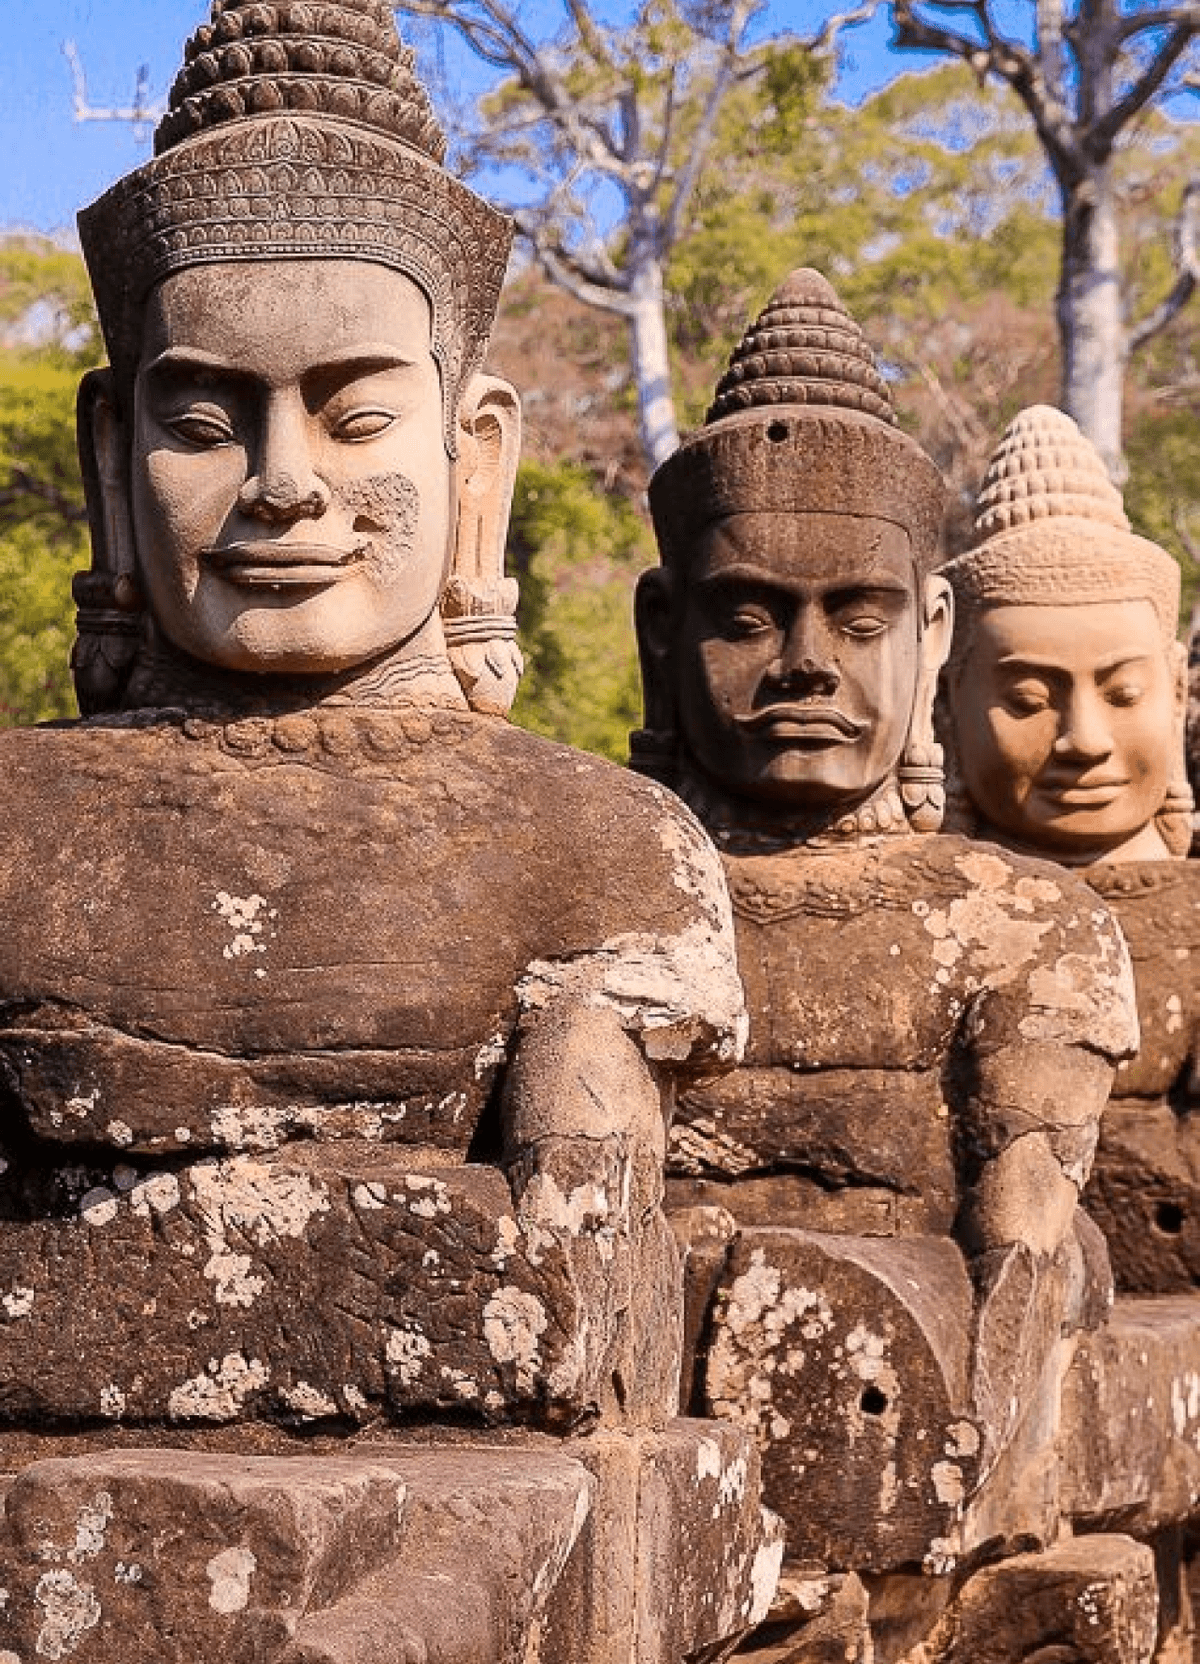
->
[72,369,145,717]
[442,374,524,717]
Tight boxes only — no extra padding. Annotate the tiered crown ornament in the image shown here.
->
[640,268,948,833]
[946,404,1180,639]
[648,268,944,575]
[73,0,521,718]
[943,405,1192,853]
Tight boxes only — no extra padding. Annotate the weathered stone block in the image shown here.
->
[0,1446,595,1664]
[926,1535,1158,1664]
[699,1228,978,1574]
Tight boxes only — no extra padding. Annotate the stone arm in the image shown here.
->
[502,822,748,1427]
[952,916,1138,1473]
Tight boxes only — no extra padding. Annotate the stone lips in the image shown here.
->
[649,269,945,573]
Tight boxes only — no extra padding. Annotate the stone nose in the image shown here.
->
[238,393,332,524]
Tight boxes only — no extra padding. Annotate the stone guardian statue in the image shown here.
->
[0,5,778,1660]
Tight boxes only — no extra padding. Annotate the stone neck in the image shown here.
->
[673,764,911,855]
[119,622,468,719]
[972,814,1176,870]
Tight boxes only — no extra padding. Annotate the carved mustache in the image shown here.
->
[734,703,866,737]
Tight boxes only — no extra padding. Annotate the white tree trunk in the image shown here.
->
[628,262,680,473]
[1057,168,1127,481]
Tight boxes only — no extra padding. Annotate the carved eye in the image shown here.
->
[332,408,396,441]
[726,604,774,638]
[1106,680,1145,708]
[840,613,888,639]
[166,410,235,447]
[1004,680,1051,715]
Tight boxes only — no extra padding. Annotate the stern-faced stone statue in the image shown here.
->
[0,5,779,1660]
[635,272,1143,1659]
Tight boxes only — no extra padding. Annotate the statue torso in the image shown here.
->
[0,707,713,1168]
[670,834,1135,1237]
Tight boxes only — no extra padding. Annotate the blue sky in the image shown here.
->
[3,1,916,235]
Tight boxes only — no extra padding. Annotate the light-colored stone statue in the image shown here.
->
[0,4,779,1659]
[941,408,1200,1661]
[635,273,1151,1661]
[941,406,1198,1293]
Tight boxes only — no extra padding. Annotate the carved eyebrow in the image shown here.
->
[696,564,910,600]
[995,651,1156,676]
[142,346,419,383]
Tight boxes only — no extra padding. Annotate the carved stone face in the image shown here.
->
[130,259,452,674]
[950,599,1176,862]
[672,511,921,808]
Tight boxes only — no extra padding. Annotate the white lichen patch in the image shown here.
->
[1166,993,1184,1035]
[439,1366,479,1401]
[212,891,277,961]
[746,1535,786,1627]
[209,1103,292,1153]
[385,1325,432,1387]
[78,1188,118,1228]
[34,1569,100,1660]
[188,1156,329,1248]
[202,1247,265,1309]
[279,1381,339,1419]
[206,1546,257,1615]
[2,1286,34,1320]
[1019,929,1138,1056]
[99,1386,126,1419]
[705,1249,835,1443]
[921,857,1056,987]
[168,1353,269,1422]
[68,1495,113,1565]
[128,1172,181,1219]
[105,1121,133,1148]
[402,1175,451,1220]
[113,1563,142,1586]
[1172,1371,1200,1438]
[517,915,747,1070]
[474,1032,508,1079]
[491,1214,521,1270]
[352,1181,388,1212]
[482,1287,548,1391]
[931,1460,965,1507]
[62,1089,99,1123]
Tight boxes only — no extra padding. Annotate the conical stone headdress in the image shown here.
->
[649,269,945,571]
[78,0,512,452]
[943,405,1180,643]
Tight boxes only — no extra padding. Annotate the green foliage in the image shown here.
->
[0,237,100,727]
[508,461,655,761]
[1124,411,1200,624]
[0,518,82,725]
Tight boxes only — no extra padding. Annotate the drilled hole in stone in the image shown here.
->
[1155,1200,1185,1235]
[859,1385,888,1416]
[766,421,789,443]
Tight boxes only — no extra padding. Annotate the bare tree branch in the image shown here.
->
[1129,178,1200,351]
[1090,23,1200,157]
[891,1,1080,179]
[62,40,163,131]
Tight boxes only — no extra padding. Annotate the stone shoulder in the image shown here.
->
[898,834,1139,1064]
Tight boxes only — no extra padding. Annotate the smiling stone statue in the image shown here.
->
[635,272,1147,1659]
[941,406,1199,1295]
[0,4,778,1660]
